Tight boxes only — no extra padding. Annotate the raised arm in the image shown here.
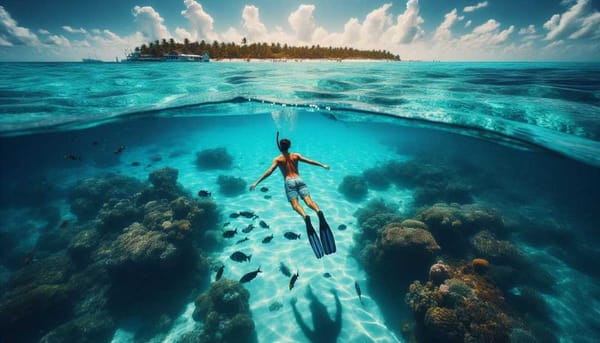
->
[249,158,278,191]
[296,154,330,170]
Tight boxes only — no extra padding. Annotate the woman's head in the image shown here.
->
[279,138,291,152]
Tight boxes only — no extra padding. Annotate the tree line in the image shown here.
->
[134,38,400,61]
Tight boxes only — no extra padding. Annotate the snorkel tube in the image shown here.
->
[276,131,282,151]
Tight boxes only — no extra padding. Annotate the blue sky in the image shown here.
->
[1,0,598,61]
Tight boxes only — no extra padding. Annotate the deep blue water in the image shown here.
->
[0,62,599,343]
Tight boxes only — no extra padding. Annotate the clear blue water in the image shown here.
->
[0,62,599,343]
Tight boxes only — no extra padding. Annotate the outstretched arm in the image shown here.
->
[297,154,330,170]
[249,159,278,191]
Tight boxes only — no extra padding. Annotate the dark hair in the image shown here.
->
[279,139,291,152]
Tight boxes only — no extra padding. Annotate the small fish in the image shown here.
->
[215,265,224,281]
[198,190,212,197]
[146,164,152,168]
[64,153,81,161]
[230,251,252,262]
[264,195,272,199]
[279,262,291,277]
[355,281,363,305]
[323,272,332,278]
[268,301,283,312]
[259,220,269,229]
[284,232,301,240]
[131,161,141,166]
[242,224,254,233]
[229,212,240,218]
[262,234,274,243]
[240,266,262,283]
[92,140,99,146]
[338,224,347,231]
[223,222,230,227]
[260,187,269,192]
[114,145,125,154]
[289,271,299,290]
[239,211,258,219]
[236,237,249,244]
[59,220,70,229]
[222,228,237,238]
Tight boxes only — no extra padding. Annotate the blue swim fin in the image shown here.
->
[318,211,336,255]
[305,216,324,259]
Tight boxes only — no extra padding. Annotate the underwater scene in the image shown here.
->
[0,62,599,343]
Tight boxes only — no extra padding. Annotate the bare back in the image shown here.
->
[276,153,301,179]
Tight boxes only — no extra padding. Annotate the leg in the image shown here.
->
[302,195,320,213]
[290,198,307,218]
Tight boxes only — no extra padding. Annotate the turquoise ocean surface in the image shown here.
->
[0,61,599,343]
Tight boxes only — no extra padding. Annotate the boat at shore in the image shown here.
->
[125,52,209,62]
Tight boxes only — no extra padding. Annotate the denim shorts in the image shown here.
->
[284,177,310,201]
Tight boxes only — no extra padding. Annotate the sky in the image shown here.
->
[0,0,599,61]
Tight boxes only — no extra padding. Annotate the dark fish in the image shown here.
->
[264,195,272,199]
[222,228,237,238]
[92,140,99,145]
[229,212,240,218]
[59,220,70,229]
[284,232,301,240]
[114,145,125,154]
[260,187,269,192]
[240,266,262,283]
[64,153,81,161]
[259,220,269,229]
[239,211,257,219]
[131,161,141,166]
[338,224,347,231]
[198,190,212,197]
[215,265,224,281]
[323,272,332,278]
[236,237,249,244]
[230,251,252,262]
[289,272,299,290]
[242,224,254,233]
[262,234,274,243]
[355,281,363,304]
[223,222,230,227]
[146,164,152,167]
[279,262,291,277]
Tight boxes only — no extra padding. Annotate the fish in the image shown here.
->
[289,271,299,290]
[64,153,81,161]
[284,232,301,240]
[229,212,240,218]
[259,220,269,229]
[92,140,99,146]
[215,265,224,281]
[223,222,230,227]
[236,237,249,244]
[323,272,332,278]
[240,266,262,283]
[242,224,254,233]
[59,220,70,229]
[355,281,363,304]
[114,145,125,154]
[222,228,237,238]
[230,251,252,262]
[131,161,141,166]
[262,234,274,243]
[337,224,347,231]
[239,211,258,219]
[198,190,212,197]
[279,262,291,277]
[260,187,269,192]
[264,195,272,199]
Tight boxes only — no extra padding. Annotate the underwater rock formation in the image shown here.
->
[362,166,391,190]
[196,147,234,170]
[470,230,524,265]
[217,175,247,197]
[137,167,189,203]
[353,199,403,244]
[338,175,368,202]
[96,198,143,234]
[38,311,116,343]
[193,279,257,343]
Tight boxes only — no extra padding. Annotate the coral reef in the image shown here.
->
[196,147,234,170]
[193,279,257,343]
[137,167,189,203]
[96,198,143,234]
[338,175,368,202]
[470,230,523,265]
[362,167,391,190]
[353,199,402,244]
[429,262,451,285]
[217,175,247,197]
[472,258,490,274]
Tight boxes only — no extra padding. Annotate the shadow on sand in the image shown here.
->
[290,286,342,343]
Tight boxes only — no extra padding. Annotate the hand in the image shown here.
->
[323,164,330,170]
[249,183,256,191]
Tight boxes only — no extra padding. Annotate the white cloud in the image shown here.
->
[460,19,514,47]
[465,20,472,28]
[0,6,41,47]
[519,25,536,35]
[63,26,87,34]
[464,1,488,13]
[181,0,217,42]
[38,29,50,35]
[543,0,597,40]
[288,4,318,42]
[221,27,243,44]
[132,5,170,41]
[434,8,463,41]
[361,3,392,43]
[242,5,268,42]
[48,34,71,47]
[386,0,424,44]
